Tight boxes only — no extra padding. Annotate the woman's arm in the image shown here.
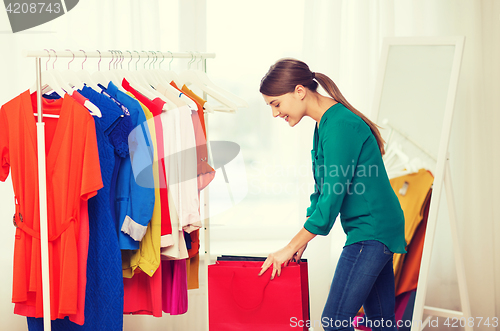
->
[259,225,316,279]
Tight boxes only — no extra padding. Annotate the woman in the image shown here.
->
[258,58,406,331]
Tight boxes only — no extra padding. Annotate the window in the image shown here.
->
[205,0,314,256]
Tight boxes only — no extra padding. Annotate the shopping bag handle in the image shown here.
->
[230,270,271,311]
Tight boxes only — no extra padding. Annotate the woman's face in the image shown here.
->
[262,88,306,127]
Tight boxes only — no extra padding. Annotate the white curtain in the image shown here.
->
[300,0,500,325]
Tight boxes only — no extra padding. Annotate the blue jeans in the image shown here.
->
[322,240,397,331]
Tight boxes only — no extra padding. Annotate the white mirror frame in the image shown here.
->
[370,36,470,331]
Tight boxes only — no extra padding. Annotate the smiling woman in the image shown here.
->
[258,58,407,331]
[260,58,386,153]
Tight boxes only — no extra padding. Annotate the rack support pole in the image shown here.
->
[36,56,52,331]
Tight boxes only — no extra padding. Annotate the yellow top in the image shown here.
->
[122,92,162,278]
[390,168,433,284]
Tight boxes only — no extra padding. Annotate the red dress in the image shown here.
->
[0,91,103,320]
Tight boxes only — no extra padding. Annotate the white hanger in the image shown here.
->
[155,82,189,109]
[76,50,101,92]
[384,143,409,170]
[83,98,102,117]
[388,158,426,179]
[29,51,102,118]
[29,50,62,118]
[122,51,181,111]
[108,51,135,93]
[203,102,215,114]
[29,50,66,99]
[177,54,243,112]
[125,75,178,111]
[91,50,122,87]
[152,52,214,114]
[139,51,162,88]
[69,87,102,118]
[29,71,67,98]
[156,80,198,111]
[58,50,85,91]
[90,50,111,86]
[189,54,248,108]
[126,51,160,94]
[156,51,183,87]
[58,50,101,117]
[384,139,431,179]
[109,51,140,90]
[104,51,124,87]
[49,50,101,117]
[178,69,239,112]
[147,51,201,112]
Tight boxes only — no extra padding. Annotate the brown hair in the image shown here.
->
[260,58,385,155]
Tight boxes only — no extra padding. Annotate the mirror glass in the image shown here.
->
[371,40,461,330]
[376,44,456,169]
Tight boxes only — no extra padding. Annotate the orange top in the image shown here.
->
[395,190,431,296]
[182,84,207,136]
[0,91,103,319]
[170,81,207,137]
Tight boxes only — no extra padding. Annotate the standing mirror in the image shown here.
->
[370,37,470,331]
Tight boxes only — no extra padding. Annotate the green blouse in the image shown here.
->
[304,103,407,254]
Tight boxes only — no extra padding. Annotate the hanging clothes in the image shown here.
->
[155,83,201,233]
[122,79,174,247]
[0,91,102,321]
[162,260,188,315]
[389,168,434,287]
[171,81,216,192]
[154,84,198,260]
[180,84,208,137]
[170,82,215,290]
[121,94,162,278]
[3,53,228,328]
[120,91,163,317]
[14,91,97,325]
[121,80,199,317]
[396,190,431,296]
[28,86,128,331]
[123,265,163,317]
[120,82,169,317]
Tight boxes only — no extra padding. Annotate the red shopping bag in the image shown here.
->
[208,256,310,331]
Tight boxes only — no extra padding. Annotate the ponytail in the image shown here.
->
[260,58,386,155]
[313,72,386,155]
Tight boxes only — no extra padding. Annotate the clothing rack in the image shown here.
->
[26,50,216,331]
[382,119,437,162]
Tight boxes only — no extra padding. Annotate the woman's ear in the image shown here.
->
[294,85,307,101]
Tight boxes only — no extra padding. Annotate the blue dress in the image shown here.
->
[28,86,126,331]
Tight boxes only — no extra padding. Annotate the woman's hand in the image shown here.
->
[258,227,316,280]
[292,243,307,262]
[258,245,297,280]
